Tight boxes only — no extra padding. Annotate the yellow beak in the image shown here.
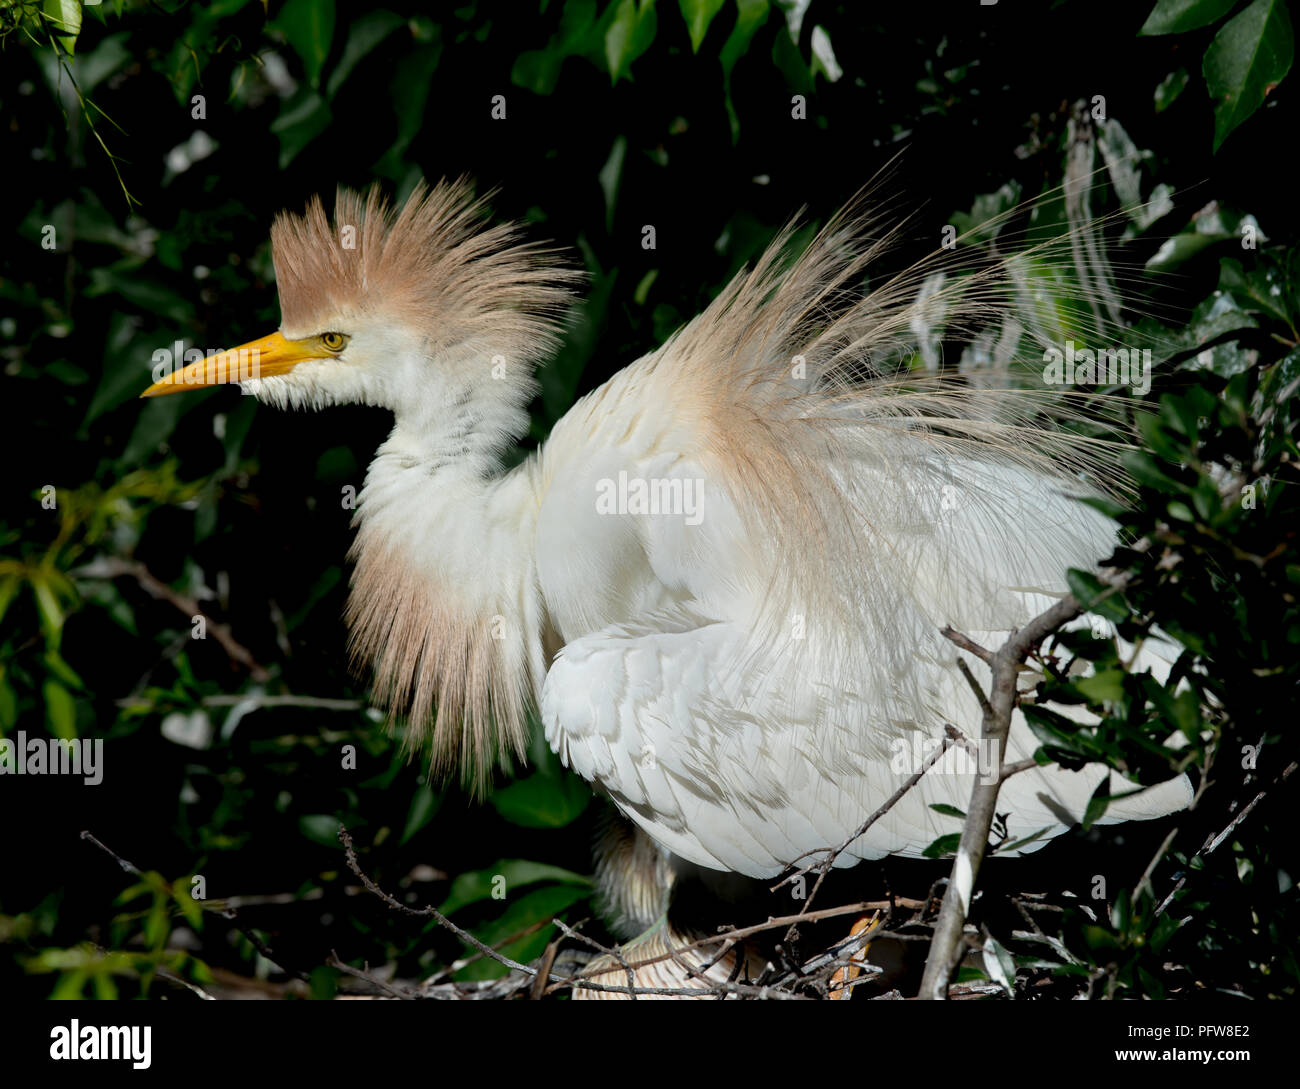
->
[139,331,324,397]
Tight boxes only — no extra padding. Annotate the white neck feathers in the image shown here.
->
[345,367,547,785]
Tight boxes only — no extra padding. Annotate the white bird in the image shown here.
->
[142,179,1191,997]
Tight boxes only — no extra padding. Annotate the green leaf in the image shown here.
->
[1122,449,1191,495]
[43,650,83,690]
[438,859,592,917]
[1203,0,1294,152]
[950,182,1024,243]
[1066,569,1131,625]
[929,803,966,818]
[31,575,65,646]
[489,770,590,828]
[174,879,204,930]
[0,674,16,731]
[455,884,592,981]
[998,827,1053,854]
[981,934,1017,995]
[605,0,658,84]
[511,0,599,95]
[1078,494,1130,521]
[83,268,195,325]
[272,89,333,170]
[1139,0,1239,36]
[75,32,133,93]
[0,575,22,629]
[1097,119,1175,234]
[42,0,82,56]
[633,268,658,304]
[538,243,615,430]
[1219,256,1295,327]
[374,39,442,177]
[1083,923,1120,950]
[51,970,88,1000]
[1082,776,1113,830]
[297,814,341,846]
[1021,705,1099,768]
[720,0,770,140]
[44,678,77,741]
[121,398,189,468]
[1150,912,1183,952]
[400,785,442,845]
[1145,231,1221,272]
[1076,669,1127,705]
[770,18,813,95]
[271,0,338,89]
[309,964,338,1000]
[922,833,961,859]
[679,0,726,52]
[1110,889,1133,933]
[598,135,627,233]
[1155,67,1191,111]
[325,9,404,99]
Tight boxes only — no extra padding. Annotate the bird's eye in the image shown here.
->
[321,332,348,352]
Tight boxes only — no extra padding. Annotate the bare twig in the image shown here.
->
[1000,757,1042,781]
[338,825,541,978]
[80,830,144,878]
[81,829,309,981]
[1155,760,1297,915]
[918,593,1085,1000]
[327,951,418,1000]
[76,557,269,680]
[549,918,639,998]
[774,734,957,935]
[554,897,925,994]
[953,655,994,717]
[941,626,993,664]
[529,939,562,1001]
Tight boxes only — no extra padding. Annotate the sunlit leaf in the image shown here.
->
[438,860,592,917]
[1139,0,1238,35]
[1203,0,1294,151]
[271,0,338,88]
[325,9,404,99]
[679,0,725,52]
[489,769,590,828]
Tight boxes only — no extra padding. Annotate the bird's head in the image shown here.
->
[139,179,576,415]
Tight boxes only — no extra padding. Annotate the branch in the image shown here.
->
[773,731,958,936]
[81,829,310,982]
[918,593,1084,1000]
[338,825,542,979]
[75,557,269,680]
[1155,760,1297,915]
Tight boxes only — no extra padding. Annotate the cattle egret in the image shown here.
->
[141,179,1191,998]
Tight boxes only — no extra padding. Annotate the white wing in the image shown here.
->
[539,432,1190,880]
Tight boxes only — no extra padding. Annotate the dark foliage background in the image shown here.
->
[1,0,1296,999]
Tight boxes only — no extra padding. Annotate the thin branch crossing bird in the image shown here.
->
[142,178,1191,997]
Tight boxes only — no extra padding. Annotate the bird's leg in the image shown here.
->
[828,911,882,1000]
[591,809,675,940]
[573,813,764,998]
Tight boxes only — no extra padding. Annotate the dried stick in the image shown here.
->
[917,593,1084,1000]
[77,557,269,680]
[774,730,958,936]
